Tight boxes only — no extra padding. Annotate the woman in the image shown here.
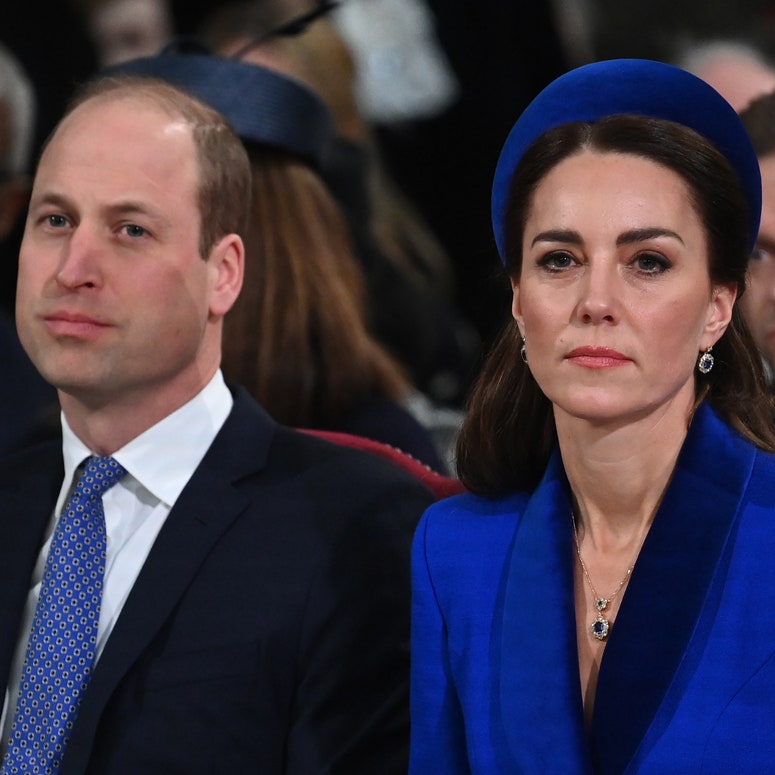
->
[222,141,445,473]
[202,3,481,410]
[410,59,775,774]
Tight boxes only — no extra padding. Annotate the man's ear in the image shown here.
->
[207,233,244,318]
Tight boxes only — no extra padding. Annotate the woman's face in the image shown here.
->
[512,150,736,426]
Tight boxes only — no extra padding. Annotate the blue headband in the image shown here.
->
[106,52,334,170]
[491,58,762,263]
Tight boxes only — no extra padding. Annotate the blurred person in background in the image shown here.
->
[0,44,34,250]
[740,89,775,389]
[112,48,453,472]
[0,43,57,456]
[201,0,480,411]
[677,38,775,111]
[3,1,98,161]
[373,0,573,344]
[74,0,175,67]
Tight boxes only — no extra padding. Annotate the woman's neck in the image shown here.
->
[556,400,693,544]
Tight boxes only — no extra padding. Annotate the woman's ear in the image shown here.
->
[510,276,525,335]
[701,281,737,349]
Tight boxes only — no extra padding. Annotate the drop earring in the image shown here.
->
[697,346,714,374]
[520,336,528,363]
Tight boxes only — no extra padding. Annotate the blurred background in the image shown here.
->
[4,0,775,416]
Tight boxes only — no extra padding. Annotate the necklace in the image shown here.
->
[571,513,636,642]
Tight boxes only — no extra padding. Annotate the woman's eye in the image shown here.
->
[538,251,575,271]
[751,246,771,263]
[634,252,670,273]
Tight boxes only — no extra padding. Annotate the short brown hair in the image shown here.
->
[56,75,252,259]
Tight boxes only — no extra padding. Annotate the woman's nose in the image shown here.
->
[574,262,621,324]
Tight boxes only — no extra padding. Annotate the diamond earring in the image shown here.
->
[698,346,714,374]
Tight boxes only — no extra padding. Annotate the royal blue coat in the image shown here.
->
[410,402,775,774]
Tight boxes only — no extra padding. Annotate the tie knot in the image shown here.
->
[75,455,127,499]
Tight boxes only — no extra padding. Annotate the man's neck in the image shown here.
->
[58,373,216,455]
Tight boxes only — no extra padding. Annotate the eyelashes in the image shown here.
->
[534,250,672,276]
[536,251,574,272]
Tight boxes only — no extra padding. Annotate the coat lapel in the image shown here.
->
[63,390,276,770]
[0,443,62,693]
[591,403,757,774]
[499,450,592,774]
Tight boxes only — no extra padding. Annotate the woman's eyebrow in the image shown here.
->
[530,229,582,247]
[616,228,684,245]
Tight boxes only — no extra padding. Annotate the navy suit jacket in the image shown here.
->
[0,313,57,456]
[410,403,775,774]
[0,388,435,773]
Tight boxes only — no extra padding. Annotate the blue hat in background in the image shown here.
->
[491,58,762,264]
[106,51,334,170]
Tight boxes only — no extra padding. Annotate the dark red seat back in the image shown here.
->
[298,429,465,500]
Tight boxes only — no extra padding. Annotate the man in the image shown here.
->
[0,75,435,773]
[678,39,775,112]
[740,91,775,387]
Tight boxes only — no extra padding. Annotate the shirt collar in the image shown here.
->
[61,371,233,508]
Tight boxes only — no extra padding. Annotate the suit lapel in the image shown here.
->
[0,444,62,692]
[64,390,276,770]
[591,403,757,774]
[499,450,593,774]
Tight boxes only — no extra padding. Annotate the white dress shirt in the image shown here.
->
[1,371,233,745]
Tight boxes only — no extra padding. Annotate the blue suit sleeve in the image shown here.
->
[409,509,472,774]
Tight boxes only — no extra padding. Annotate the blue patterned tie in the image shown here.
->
[1,456,126,775]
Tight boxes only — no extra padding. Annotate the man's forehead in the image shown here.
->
[64,91,181,128]
[33,96,200,206]
[44,95,195,167]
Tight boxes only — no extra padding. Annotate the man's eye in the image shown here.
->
[46,215,68,228]
[749,246,775,276]
[123,224,147,238]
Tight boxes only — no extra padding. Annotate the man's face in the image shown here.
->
[741,153,775,371]
[16,95,226,413]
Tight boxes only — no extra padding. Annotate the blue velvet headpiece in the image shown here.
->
[491,58,762,263]
[107,52,333,170]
